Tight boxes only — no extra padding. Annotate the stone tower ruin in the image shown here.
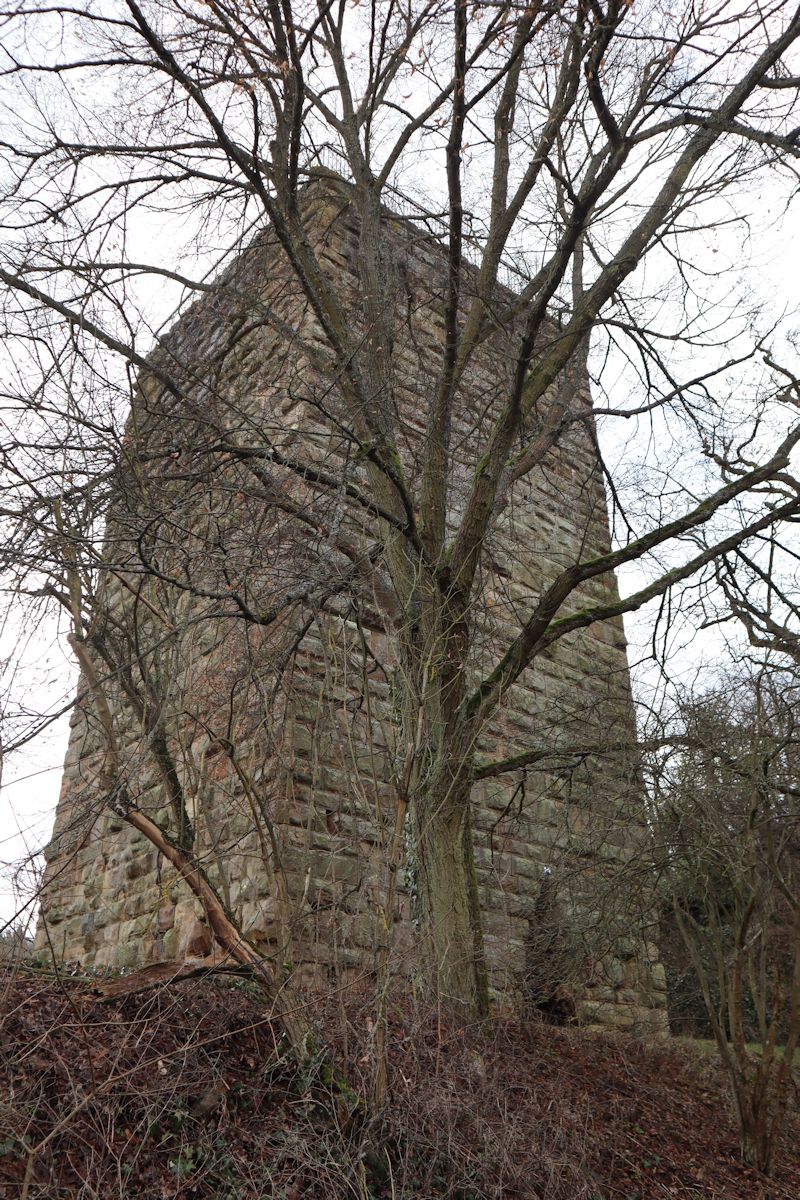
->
[36,175,667,1031]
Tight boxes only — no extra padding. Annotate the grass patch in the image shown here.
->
[677,1036,800,1065]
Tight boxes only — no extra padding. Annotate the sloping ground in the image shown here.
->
[1,967,797,1199]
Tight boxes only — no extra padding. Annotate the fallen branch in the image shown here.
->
[90,955,253,1000]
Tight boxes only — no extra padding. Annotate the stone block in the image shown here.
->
[155,901,175,932]
[650,963,667,991]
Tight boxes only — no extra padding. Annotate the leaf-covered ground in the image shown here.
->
[1,966,798,1198]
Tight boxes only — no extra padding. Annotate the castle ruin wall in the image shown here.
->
[36,178,667,1031]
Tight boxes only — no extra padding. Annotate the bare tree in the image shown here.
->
[647,666,800,1173]
[2,0,800,1027]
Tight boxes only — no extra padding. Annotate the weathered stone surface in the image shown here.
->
[35,176,665,1032]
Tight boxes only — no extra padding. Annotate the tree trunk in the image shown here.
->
[414,773,489,1018]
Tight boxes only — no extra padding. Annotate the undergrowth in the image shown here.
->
[1,967,798,1199]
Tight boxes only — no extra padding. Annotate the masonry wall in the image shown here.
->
[36,177,667,1032]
